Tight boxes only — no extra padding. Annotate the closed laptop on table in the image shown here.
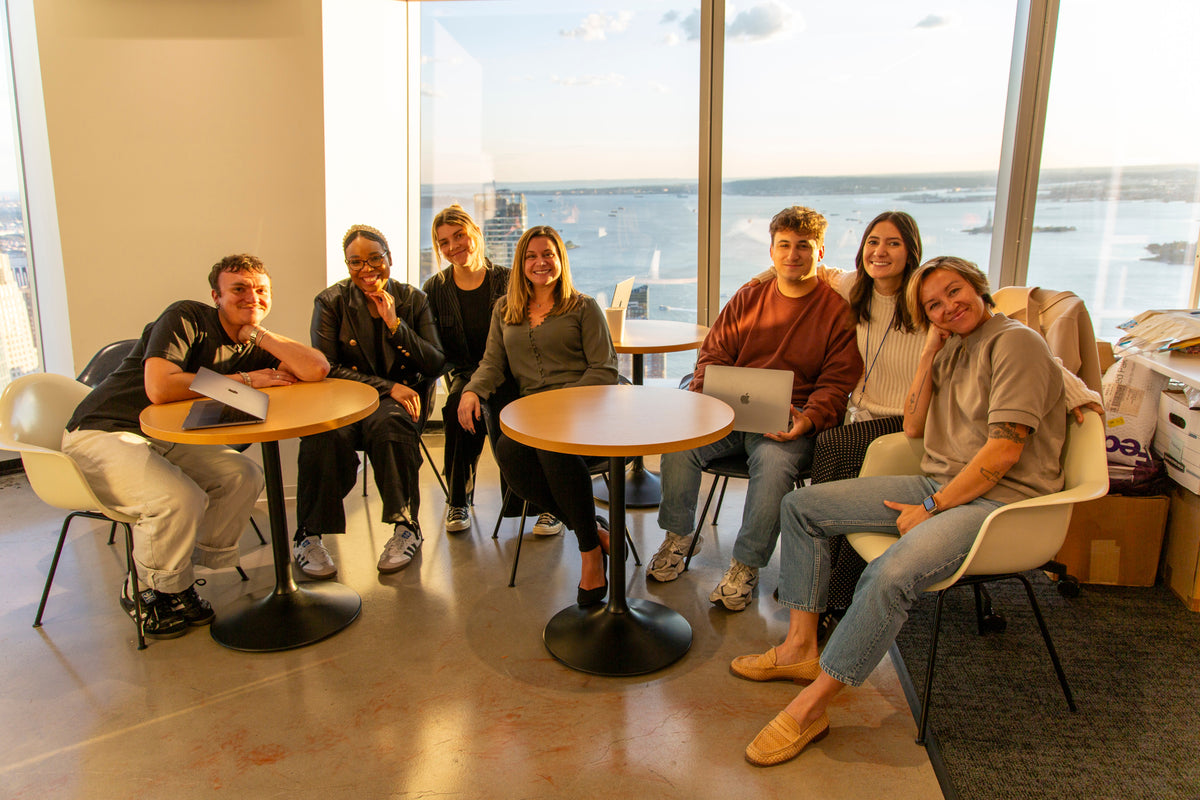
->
[182,367,270,430]
[701,365,793,434]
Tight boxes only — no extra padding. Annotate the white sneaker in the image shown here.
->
[378,523,422,573]
[445,505,471,533]
[709,558,759,611]
[532,513,564,536]
[646,531,700,582]
[293,535,337,580]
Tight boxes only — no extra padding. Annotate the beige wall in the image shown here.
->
[33,0,327,372]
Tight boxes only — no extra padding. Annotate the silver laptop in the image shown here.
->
[611,276,635,310]
[701,365,793,434]
[181,367,270,429]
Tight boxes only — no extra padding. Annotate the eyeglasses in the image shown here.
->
[346,253,388,271]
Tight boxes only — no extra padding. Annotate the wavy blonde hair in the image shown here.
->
[503,226,581,325]
[430,204,487,275]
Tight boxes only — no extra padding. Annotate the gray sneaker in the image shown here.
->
[293,535,337,580]
[378,523,422,573]
[709,558,759,611]
[647,531,700,582]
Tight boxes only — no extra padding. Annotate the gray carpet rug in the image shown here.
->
[892,573,1200,800]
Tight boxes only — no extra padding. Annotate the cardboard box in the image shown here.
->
[1057,494,1169,586]
[1162,485,1200,611]
[1152,390,1200,494]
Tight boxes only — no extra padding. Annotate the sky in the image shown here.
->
[419,0,1200,183]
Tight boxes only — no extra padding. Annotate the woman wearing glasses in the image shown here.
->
[293,224,446,579]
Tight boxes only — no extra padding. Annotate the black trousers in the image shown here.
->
[440,389,487,507]
[296,396,423,534]
[494,432,600,552]
[813,414,904,610]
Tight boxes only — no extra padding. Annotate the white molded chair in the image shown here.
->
[0,373,147,649]
[846,412,1109,744]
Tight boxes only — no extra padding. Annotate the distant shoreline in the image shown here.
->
[423,164,1200,204]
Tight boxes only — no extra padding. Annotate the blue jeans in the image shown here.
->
[777,475,1001,686]
[658,430,815,569]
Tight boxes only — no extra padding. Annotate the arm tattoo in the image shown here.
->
[988,421,1030,445]
[907,367,931,414]
[978,466,1004,484]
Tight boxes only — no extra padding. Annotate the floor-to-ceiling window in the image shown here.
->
[0,1,37,394]
[718,1,1018,302]
[419,1,701,381]
[1026,0,1200,338]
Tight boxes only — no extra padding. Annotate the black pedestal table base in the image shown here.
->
[210,581,362,652]
[543,598,692,675]
[547,454,692,675]
[210,440,361,651]
[592,460,661,508]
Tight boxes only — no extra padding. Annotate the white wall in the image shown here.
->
[31,0,328,372]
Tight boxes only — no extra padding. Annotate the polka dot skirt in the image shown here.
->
[812,415,904,610]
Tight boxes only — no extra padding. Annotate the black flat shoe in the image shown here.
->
[578,552,608,607]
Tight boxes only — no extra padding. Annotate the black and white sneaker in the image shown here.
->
[120,579,188,640]
[160,579,215,626]
[378,522,422,573]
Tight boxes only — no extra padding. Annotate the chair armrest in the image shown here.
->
[860,432,925,478]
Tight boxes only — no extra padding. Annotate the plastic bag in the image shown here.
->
[1102,357,1168,467]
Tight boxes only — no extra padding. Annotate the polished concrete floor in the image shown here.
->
[0,438,940,799]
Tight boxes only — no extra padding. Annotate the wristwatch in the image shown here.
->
[922,494,940,514]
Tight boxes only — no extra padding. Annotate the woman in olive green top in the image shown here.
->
[458,226,619,607]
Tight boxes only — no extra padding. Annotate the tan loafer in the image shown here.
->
[730,647,821,683]
[745,711,830,767]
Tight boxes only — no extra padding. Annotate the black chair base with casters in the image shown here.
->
[36,510,147,650]
[681,453,810,572]
[491,461,643,588]
[914,571,1076,745]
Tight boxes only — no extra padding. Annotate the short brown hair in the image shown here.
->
[907,256,995,330]
[208,254,268,292]
[769,206,827,246]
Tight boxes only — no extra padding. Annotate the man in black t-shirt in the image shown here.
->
[63,254,329,640]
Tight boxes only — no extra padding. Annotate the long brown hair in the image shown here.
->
[848,211,921,332]
[503,226,581,324]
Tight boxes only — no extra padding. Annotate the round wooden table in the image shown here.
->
[140,378,379,652]
[602,320,710,507]
[500,383,733,676]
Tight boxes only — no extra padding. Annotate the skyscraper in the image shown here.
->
[474,190,527,268]
[0,251,37,391]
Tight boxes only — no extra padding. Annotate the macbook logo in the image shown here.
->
[740,393,751,405]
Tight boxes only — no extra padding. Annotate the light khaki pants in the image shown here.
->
[62,429,264,593]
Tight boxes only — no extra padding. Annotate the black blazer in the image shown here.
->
[310,278,446,416]
[422,260,510,395]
